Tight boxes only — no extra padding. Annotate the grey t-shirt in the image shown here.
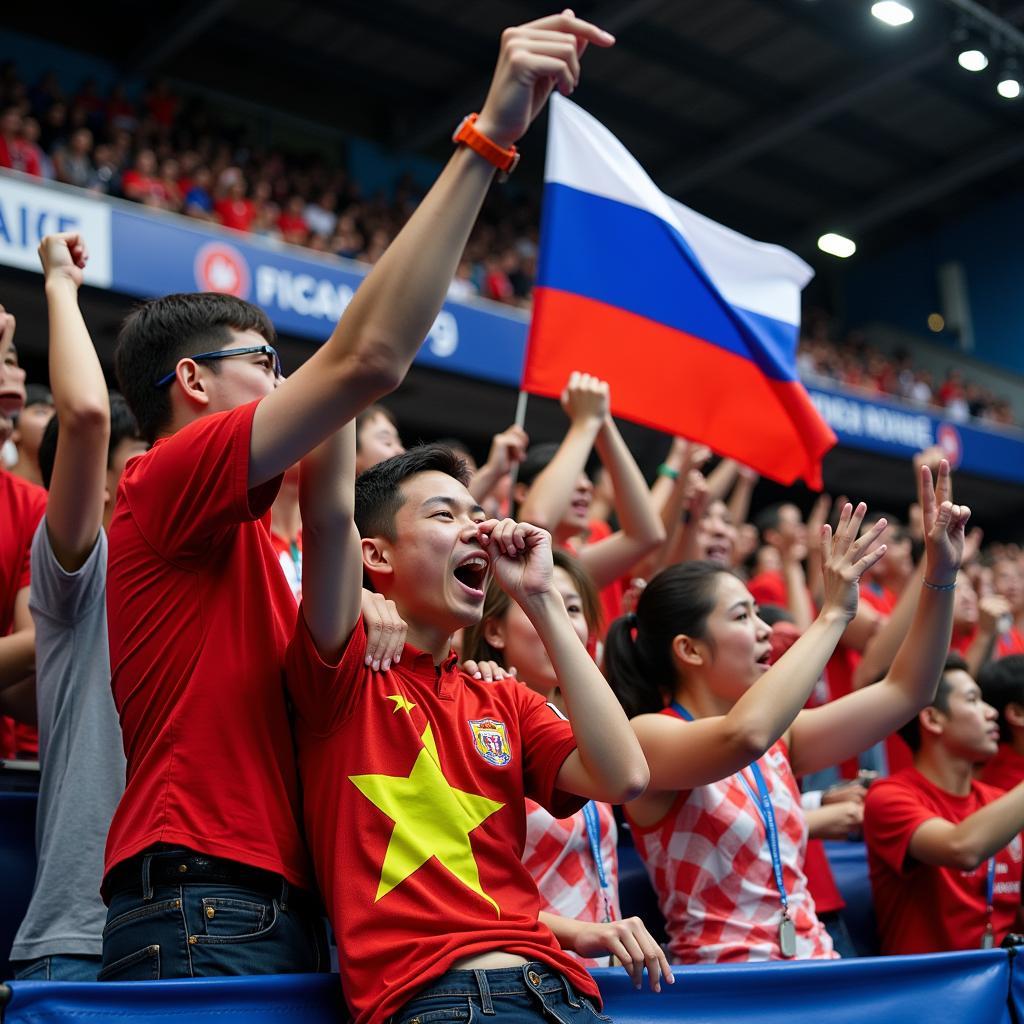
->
[10,523,125,960]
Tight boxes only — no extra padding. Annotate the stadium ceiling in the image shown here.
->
[8,0,1024,256]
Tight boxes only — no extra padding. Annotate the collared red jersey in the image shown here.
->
[286,613,597,1024]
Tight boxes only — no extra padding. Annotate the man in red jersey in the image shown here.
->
[0,307,46,756]
[863,654,1024,954]
[282,13,670,1021]
[100,9,622,983]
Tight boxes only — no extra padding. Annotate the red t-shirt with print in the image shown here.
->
[0,469,46,758]
[287,614,598,1024]
[864,768,1023,954]
[103,401,312,894]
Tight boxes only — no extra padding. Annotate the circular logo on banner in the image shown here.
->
[194,242,251,298]
[936,423,963,469]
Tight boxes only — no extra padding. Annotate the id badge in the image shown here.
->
[779,915,797,958]
[981,929,995,950]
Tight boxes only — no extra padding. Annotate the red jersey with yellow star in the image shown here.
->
[286,613,599,1024]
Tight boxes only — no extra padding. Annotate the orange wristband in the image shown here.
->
[453,113,520,180]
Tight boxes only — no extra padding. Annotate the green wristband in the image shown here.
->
[658,463,679,481]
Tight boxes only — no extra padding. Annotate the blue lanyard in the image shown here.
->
[670,702,789,913]
[582,802,609,890]
[986,856,996,910]
[581,801,612,923]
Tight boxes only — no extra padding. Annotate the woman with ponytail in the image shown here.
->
[464,549,672,990]
[604,464,970,963]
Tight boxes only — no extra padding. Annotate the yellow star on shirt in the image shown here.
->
[385,693,417,714]
[349,723,504,914]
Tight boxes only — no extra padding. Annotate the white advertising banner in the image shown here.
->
[0,173,112,286]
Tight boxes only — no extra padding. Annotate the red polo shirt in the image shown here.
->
[287,614,598,1024]
[103,401,312,894]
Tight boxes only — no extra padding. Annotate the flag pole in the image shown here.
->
[507,389,529,497]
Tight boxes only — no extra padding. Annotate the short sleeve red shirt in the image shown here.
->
[0,469,46,759]
[998,627,1024,659]
[103,401,312,893]
[863,768,1023,954]
[980,745,1024,792]
[286,614,597,1024]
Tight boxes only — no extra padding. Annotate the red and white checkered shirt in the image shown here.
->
[523,799,620,966]
[627,711,835,963]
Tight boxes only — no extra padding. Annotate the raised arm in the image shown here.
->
[37,233,110,571]
[479,518,648,803]
[468,424,528,505]
[789,462,970,777]
[517,372,607,530]
[905,780,1024,870]
[964,594,1012,679]
[633,503,888,792]
[578,413,666,588]
[297,422,365,663]
[247,14,615,487]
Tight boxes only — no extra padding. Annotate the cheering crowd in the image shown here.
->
[3,12,1024,1024]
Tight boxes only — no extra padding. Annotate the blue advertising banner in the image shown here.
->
[108,204,530,387]
[807,383,1024,486]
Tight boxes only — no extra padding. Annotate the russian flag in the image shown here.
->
[524,95,836,488]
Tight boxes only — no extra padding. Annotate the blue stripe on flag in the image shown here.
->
[535,183,799,383]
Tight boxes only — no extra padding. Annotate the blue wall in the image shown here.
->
[843,191,1024,375]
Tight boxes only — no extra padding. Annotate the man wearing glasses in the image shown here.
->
[99,10,611,981]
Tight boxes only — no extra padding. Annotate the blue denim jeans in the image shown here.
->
[12,954,102,981]
[100,852,328,980]
[389,963,612,1024]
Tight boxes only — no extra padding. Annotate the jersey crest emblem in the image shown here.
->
[468,718,512,767]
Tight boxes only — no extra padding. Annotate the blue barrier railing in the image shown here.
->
[1,952,1016,1024]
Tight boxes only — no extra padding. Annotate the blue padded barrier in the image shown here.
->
[591,952,1012,1024]
[1,973,346,1023]
[0,793,38,980]
[823,841,879,958]
[0,954,1012,1024]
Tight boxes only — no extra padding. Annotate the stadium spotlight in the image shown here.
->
[958,46,989,71]
[997,56,1021,98]
[871,2,914,27]
[817,233,857,259]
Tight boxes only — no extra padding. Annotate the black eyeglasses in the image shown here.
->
[153,344,282,388]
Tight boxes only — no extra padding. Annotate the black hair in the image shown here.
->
[515,441,561,490]
[114,292,276,443]
[753,503,787,542]
[897,652,969,752]
[757,604,794,627]
[979,655,1024,745]
[23,383,53,409]
[38,392,143,490]
[355,404,399,451]
[604,561,732,720]
[354,443,470,543]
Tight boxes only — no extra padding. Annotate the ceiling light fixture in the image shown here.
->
[997,56,1021,97]
[871,2,914,27]
[958,47,989,71]
[817,233,857,259]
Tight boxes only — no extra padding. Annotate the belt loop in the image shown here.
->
[279,879,290,911]
[561,973,580,1008]
[473,970,495,1015]
[141,853,154,901]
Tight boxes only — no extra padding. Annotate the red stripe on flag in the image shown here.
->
[524,287,836,488]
